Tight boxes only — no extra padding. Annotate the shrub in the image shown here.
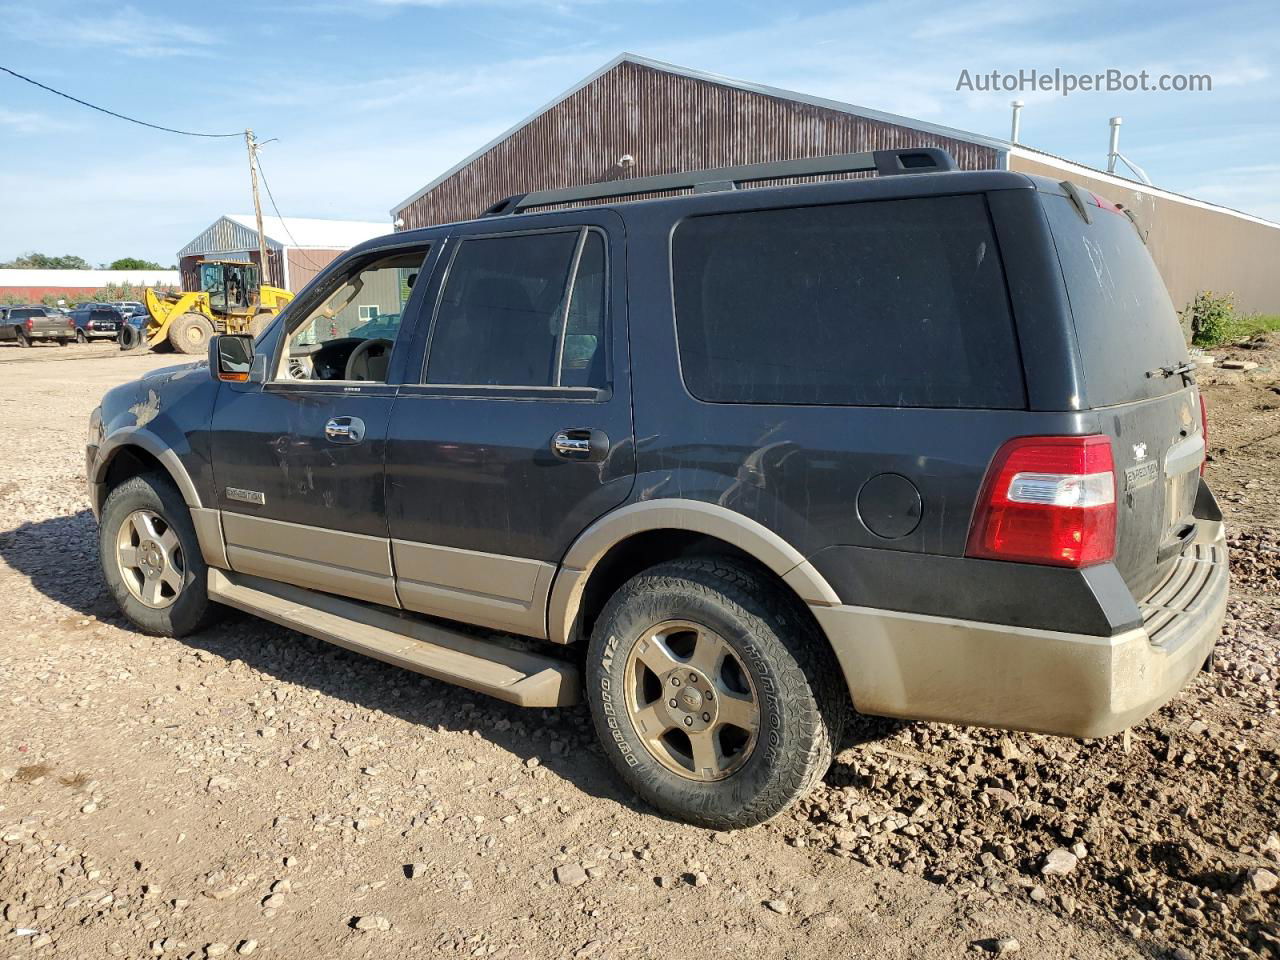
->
[1184,290,1236,347]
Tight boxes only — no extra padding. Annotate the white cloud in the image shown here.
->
[0,106,69,134]
[0,4,219,57]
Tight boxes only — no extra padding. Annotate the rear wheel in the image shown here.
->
[586,557,846,829]
[168,312,215,355]
[76,330,89,343]
[99,473,219,637]
[15,329,30,348]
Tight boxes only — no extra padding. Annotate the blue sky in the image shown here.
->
[1,0,1277,265]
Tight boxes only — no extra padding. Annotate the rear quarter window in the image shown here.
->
[671,195,1025,408]
[1041,193,1188,405]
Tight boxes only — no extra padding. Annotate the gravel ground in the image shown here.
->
[0,339,1276,960]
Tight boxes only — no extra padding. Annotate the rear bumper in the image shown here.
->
[812,518,1228,739]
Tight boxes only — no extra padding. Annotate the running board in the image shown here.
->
[207,568,579,707]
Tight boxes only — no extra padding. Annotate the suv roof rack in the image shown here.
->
[481,147,957,217]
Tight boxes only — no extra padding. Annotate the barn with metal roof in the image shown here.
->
[177,214,389,293]
[392,53,1280,313]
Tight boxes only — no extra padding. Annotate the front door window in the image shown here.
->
[275,248,428,383]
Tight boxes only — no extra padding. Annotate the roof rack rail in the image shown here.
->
[482,147,956,217]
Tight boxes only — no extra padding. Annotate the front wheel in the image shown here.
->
[168,312,215,355]
[99,472,220,637]
[586,557,846,829]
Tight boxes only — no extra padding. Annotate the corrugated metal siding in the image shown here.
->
[287,248,343,293]
[398,60,999,229]
[1011,155,1280,314]
[178,217,284,259]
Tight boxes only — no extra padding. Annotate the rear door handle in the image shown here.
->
[325,416,366,444]
[552,428,609,462]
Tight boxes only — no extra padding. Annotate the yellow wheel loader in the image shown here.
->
[121,260,294,355]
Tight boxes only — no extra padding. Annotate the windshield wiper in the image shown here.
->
[1145,360,1197,381]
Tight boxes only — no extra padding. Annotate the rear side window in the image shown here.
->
[426,229,607,388]
[671,195,1024,408]
[1041,194,1187,405]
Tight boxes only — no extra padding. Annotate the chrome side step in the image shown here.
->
[207,568,579,707]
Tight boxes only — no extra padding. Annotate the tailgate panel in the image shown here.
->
[1103,385,1203,598]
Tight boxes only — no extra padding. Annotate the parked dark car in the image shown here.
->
[70,303,124,342]
[1,305,75,346]
[86,148,1227,829]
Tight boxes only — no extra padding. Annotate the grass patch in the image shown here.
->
[1184,290,1280,347]
[1220,312,1280,344]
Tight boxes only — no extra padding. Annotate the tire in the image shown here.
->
[168,312,215,355]
[15,329,30,348]
[248,313,274,339]
[76,330,89,343]
[586,557,846,829]
[99,472,220,637]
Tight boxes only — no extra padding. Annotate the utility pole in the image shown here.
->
[245,129,270,284]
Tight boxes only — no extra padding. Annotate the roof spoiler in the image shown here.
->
[481,147,957,217]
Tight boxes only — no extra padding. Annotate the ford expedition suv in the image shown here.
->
[87,148,1227,829]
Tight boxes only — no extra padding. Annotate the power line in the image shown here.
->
[252,153,331,273]
[0,65,242,138]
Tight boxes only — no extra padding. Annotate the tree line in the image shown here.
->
[1,252,175,270]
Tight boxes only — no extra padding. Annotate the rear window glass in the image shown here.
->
[671,195,1025,408]
[1042,194,1187,405]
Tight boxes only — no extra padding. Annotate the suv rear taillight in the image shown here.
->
[67,317,75,329]
[25,317,34,331]
[966,435,1116,568]
[1199,395,1209,476]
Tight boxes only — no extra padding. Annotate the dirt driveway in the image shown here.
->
[0,340,1276,960]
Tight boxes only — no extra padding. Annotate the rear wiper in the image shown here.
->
[1145,360,1197,381]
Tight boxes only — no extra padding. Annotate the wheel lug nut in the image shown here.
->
[704,690,713,700]
[689,673,698,684]
[702,712,711,722]
[670,677,680,687]
[683,716,693,726]
[668,699,678,708]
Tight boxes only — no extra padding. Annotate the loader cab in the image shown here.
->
[199,260,259,316]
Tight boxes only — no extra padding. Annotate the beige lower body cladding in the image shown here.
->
[813,521,1228,739]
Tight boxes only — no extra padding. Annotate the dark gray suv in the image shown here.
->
[86,149,1227,829]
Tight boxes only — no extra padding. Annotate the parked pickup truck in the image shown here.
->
[1,305,75,346]
[87,148,1227,829]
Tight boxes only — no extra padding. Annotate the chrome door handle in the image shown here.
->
[551,429,609,462]
[552,432,591,455]
[325,416,366,443]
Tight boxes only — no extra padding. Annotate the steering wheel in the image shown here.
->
[344,338,393,381]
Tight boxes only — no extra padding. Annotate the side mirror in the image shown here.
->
[209,334,256,383]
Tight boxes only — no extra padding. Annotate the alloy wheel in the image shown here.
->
[623,620,760,781]
[116,509,185,609]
